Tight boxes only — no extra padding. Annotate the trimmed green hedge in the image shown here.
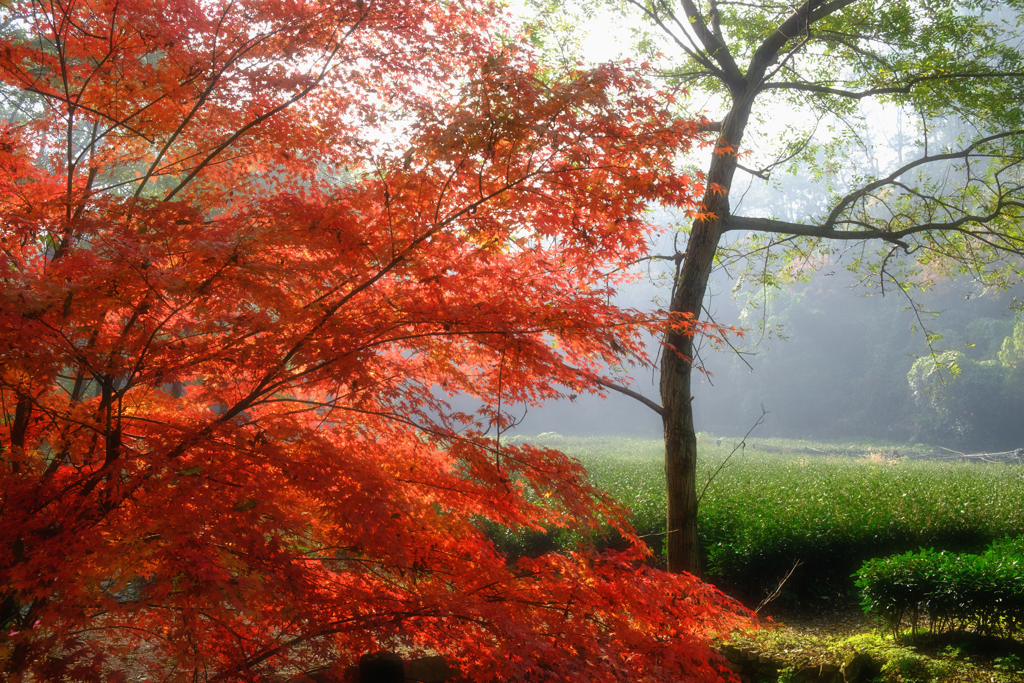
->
[855,538,1024,638]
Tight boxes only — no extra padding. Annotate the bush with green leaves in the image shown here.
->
[908,317,1024,449]
[855,539,1024,638]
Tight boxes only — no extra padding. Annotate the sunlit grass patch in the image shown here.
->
[732,628,1024,683]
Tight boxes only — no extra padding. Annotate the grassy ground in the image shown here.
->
[516,434,1024,602]
[494,433,1024,681]
[505,436,1024,679]
[501,434,1024,603]
[732,626,1024,682]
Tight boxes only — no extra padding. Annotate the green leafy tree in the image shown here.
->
[998,316,1024,369]
[909,316,1024,448]
[530,0,1024,574]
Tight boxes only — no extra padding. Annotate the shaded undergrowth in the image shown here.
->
[735,626,1024,683]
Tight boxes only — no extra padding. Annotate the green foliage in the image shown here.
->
[736,627,1015,683]
[855,540,1024,638]
[500,436,1024,604]
[908,316,1024,448]
[880,649,958,683]
[855,549,950,636]
[694,449,1024,599]
[993,654,1023,673]
[997,317,1024,370]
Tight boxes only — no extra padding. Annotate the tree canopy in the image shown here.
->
[524,0,1024,574]
[0,0,753,679]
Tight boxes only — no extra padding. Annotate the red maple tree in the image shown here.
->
[0,0,752,680]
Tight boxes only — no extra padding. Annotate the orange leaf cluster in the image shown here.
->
[0,0,753,680]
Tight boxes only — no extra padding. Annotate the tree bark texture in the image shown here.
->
[654,0,856,574]
[661,93,755,575]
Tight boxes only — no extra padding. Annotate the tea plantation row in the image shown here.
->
[494,435,1024,605]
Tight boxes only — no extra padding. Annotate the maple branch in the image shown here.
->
[20,85,159,143]
[228,144,638,417]
[206,618,361,682]
[296,401,588,494]
[291,400,499,463]
[161,176,599,458]
[135,4,272,196]
[162,16,364,200]
[701,303,753,373]
[495,347,505,471]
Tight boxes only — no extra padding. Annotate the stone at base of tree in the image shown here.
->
[716,645,881,683]
[359,652,404,683]
[841,652,881,683]
[818,663,840,682]
[290,652,455,683]
[288,666,343,683]
[791,664,820,682]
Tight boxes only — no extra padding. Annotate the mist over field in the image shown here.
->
[511,230,1024,451]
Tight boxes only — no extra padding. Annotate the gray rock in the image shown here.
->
[842,652,879,683]
[792,665,820,682]
[720,645,742,662]
[359,652,404,683]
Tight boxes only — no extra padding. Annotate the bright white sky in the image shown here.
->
[505,1,635,63]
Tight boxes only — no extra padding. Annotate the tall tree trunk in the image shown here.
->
[660,92,754,575]
[650,0,862,575]
[660,215,719,575]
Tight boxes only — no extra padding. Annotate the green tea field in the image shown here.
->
[500,434,1024,606]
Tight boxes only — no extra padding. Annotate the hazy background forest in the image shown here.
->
[514,264,1024,450]
[699,272,1022,445]
[507,155,1024,450]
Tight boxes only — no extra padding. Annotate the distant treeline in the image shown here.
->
[693,271,1024,451]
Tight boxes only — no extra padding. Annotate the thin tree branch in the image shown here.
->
[756,559,803,613]
[593,376,665,417]
[763,70,1024,100]
[571,368,665,416]
[697,406,766,506]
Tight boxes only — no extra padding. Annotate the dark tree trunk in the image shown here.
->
[660,92,755,575]
[648,0,914,575]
